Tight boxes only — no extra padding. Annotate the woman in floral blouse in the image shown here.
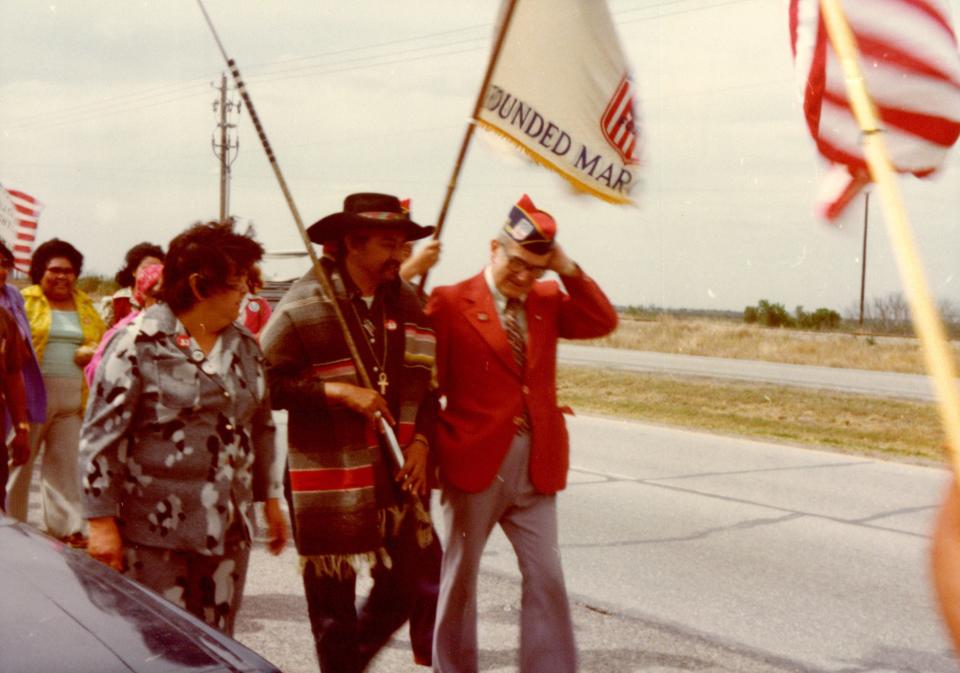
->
[80,221,287,635]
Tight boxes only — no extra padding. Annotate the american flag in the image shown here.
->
[601,74,640,165]
[789,0,960,220]
[0,183,43,272]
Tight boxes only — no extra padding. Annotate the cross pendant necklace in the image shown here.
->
[351,298,390,396]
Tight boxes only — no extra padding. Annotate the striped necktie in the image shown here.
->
[503,298,530,435]
[504,298,526,370]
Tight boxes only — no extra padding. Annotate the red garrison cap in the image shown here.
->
[503,194,556,255]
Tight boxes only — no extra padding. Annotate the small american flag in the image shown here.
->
[601,74,640,165]
[789,0,960,221]
[0,183,43,272]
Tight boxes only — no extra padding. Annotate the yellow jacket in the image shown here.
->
[22,284,106,406]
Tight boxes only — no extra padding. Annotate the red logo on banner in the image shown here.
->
[601,74,639,165]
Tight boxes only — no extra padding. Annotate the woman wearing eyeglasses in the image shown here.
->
[7,238,104,546]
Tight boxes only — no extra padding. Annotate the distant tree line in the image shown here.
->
[743,300,840,330]
[617,293,960,338]
[76,274,119,300]
[617,305,742,321]
[843,292,960,337]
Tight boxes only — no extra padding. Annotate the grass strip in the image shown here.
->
[557,365,946,465]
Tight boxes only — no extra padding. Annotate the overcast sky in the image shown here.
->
[1,0,959,315]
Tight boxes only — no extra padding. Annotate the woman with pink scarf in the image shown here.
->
[84,264,163,386]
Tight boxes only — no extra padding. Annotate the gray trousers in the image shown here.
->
[433,433,577,673]
[6,375,84,538]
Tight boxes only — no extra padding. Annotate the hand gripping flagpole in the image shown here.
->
[195,1,407,472]
[417,0,520,295]
[819,0,960,476]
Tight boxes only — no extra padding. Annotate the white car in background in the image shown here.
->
[259,251,308,307]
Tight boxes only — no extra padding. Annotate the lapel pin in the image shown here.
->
[386,319,398,331]
[477,312,489,322]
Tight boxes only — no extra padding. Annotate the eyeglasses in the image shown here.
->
[45,266,76,277]
[505,254,548,279]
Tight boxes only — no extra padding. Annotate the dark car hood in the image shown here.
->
[0,518,280,673]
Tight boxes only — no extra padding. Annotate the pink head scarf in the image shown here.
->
[133,263,163,307]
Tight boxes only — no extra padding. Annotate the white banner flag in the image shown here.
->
[0,183,43,271]
[475,0,640,205]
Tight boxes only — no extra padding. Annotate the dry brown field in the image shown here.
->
[587,315,960,375]
[559,315,956,465]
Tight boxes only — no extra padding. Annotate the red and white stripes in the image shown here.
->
[601,74,640,165]
[0,183,43,271]
[789,0,960,220]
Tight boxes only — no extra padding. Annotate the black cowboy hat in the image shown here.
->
[306,193,434,244]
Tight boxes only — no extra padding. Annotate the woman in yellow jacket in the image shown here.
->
[7,239,104,546]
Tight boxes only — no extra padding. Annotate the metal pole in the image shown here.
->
[195,1,370,388]
[859,190,869,326]
[218,72,229,222]
[195,0,410,473]
[417,0,520,294]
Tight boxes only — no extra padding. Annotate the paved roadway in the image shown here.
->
[558,344,945,401]
[231,414,957,673]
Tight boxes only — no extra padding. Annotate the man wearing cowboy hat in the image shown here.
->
[260,192,439,672]
[426,194,618,673]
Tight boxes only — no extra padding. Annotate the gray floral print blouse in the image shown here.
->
[80,303,284,556]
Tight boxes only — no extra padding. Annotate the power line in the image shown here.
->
[619,0,761,24]
[0,24,493,133]
[240,22,491,73]
[0,40,485,134]
[1,79,210,131]
[0,87,213,134]
[0,0,772,134]
[245,44,484,87]
[242,35,489,83]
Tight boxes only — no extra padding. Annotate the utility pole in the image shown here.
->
[211,73,240,222]
[858,190,870,327]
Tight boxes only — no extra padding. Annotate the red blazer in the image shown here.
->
[426,270,617,494]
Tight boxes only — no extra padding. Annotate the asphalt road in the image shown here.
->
[22,389,955,671]
[558,344,944,401]
[231,414,957,673]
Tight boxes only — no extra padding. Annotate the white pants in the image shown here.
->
[6,375,84,538]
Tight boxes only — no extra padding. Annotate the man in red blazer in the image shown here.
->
[426,195,618,673]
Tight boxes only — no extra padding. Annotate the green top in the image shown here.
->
[41,309,83,379]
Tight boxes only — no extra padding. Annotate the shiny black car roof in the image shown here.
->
[0,516,281,672]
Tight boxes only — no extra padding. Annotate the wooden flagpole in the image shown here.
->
[418,0,520,293]
[819,0,960,474]
[195,0,408,469]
